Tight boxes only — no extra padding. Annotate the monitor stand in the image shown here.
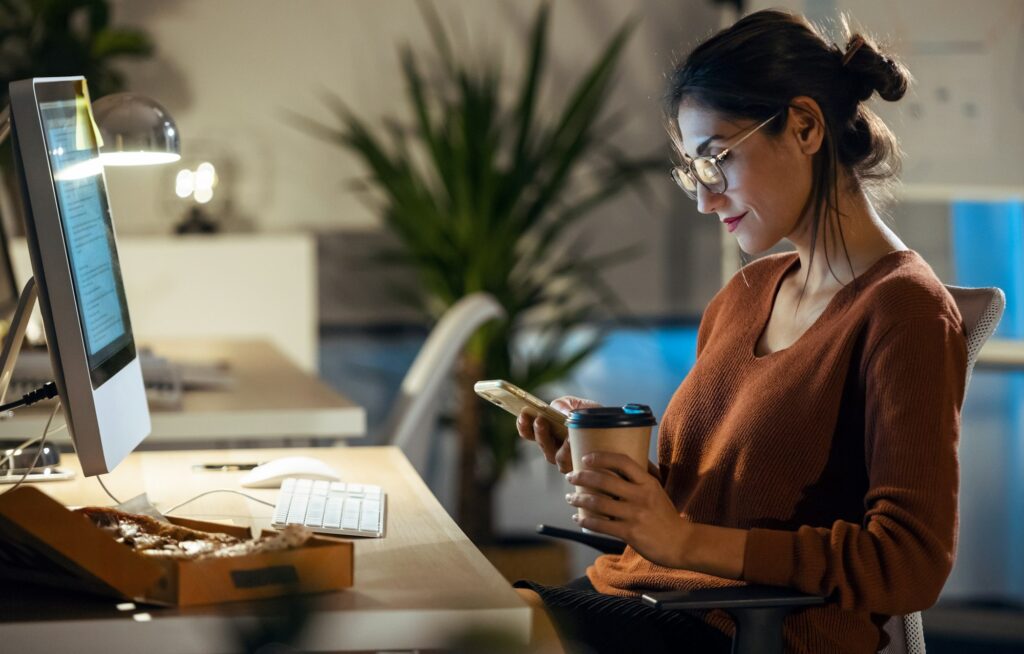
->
[0,276,74,483]
[0,277,38,406]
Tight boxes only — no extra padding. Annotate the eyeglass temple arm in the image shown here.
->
[717,113,779,161]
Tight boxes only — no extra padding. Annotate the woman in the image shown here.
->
[515,9,967,654]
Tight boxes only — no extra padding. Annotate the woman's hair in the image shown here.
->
[665,9,911,283]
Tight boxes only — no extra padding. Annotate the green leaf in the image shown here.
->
[91,28,152,58]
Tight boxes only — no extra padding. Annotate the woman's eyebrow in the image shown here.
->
[695,135,722,156]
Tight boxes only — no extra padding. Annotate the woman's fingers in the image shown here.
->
[533,417,560,464]
[567,468,637,501]
[516,410,536,441]
[573,513,628,540]
[555,440,573,474]
[566,491,631,520]
[549,395,600,415]
[579,452,648,484]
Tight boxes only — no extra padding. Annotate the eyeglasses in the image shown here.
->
[670,113,779,200]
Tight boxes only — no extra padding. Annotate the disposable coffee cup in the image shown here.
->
[567,404,656,531]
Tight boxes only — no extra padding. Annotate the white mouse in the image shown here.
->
[239,456,342,489]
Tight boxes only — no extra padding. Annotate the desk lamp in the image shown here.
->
[0,83,180,481]
[0,90,180,165]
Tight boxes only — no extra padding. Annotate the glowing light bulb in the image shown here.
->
[194,187,214,204]
[175,169,195,198]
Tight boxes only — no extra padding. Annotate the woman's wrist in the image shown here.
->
[676,520,748,580]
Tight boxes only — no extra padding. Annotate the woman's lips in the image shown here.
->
[723,212,747,233]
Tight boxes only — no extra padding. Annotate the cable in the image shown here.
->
[0,382,59,413]
[0,422,68,472]
[0,400,62,496]
[164,489,275,515]
[96,475,122,505]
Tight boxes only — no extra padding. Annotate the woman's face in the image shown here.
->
[675,101,815,255]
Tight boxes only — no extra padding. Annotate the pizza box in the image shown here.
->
[0,486,353,606]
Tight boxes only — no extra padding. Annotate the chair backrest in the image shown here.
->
[380,292,505,473]
[879,285,1005,654]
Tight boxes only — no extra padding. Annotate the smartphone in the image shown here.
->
[192,462,261,472]
[474,379,568,437]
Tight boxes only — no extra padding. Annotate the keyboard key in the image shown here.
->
[324,497,344,529]
[305,495,326,527]
[341,499,361,530]
[286,495,308,524]
[363,500,381,519]
[360,512,379,532]
[281,478,297,492]
[329,482,347,492]
[312,480,330,496]
[273,494,291,524]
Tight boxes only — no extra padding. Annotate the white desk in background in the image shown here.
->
[976,338,1024,369]
[0,339,366,445]
[0,447,530,652]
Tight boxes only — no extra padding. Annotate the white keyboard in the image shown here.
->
[271,477,386,538]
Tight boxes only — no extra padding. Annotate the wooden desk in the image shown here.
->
[0,340,366,444]
[0,447,529,652]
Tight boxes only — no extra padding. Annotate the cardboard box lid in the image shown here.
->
[0,486,165,598]
[0,487,354,607]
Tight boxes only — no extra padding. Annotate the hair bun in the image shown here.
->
[843,34,910,103]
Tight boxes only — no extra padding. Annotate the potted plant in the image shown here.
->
[296,2,658,546]
[0,0,154,229]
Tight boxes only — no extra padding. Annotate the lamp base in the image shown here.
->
[174,206,218,235]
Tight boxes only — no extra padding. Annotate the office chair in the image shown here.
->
[380,292,505,474]
[539,285,1006,654]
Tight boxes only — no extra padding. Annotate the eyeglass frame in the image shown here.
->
[670,112,781,199]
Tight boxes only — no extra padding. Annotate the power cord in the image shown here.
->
[0,400,63,496]
[0,381,274,516]
[94,481,273,514]
[164,489,274,515]
[0,421,68,472]
[0,382,59,413]
[96,475,122,505]
[0,382,64,471]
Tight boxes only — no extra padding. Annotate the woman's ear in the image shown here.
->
[787,96,825,156]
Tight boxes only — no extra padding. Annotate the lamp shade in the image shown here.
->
[91,92,180,166]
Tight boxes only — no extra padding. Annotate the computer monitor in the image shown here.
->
[7,76,150,476]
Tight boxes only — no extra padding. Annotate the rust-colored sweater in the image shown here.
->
[588,250,967,654]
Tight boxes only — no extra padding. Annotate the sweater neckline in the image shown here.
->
[750,249,915,361]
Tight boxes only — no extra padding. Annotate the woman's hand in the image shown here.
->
[516,396,599,474]
[566,452,690,569]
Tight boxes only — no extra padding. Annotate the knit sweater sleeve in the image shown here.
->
[740,313,967,615]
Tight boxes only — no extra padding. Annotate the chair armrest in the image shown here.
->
[642,585,826,610]
[536,524,627,554]
[643,586,826,654]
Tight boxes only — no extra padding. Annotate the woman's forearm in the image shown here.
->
[680,521,748,580]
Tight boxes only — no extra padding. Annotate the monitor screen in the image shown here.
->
[36,82,135,387]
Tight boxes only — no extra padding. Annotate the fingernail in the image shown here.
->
[565,493,573,504]
[565,472,574,482]
[571,514,580,522]
[582,454,594,464]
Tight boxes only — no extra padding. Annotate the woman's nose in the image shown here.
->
[695,183,725,214]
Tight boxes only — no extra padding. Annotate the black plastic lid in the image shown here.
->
[566,404,656,428]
